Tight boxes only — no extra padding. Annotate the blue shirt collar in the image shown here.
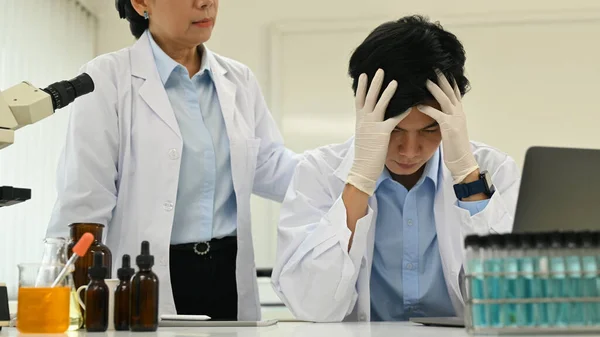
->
[147,30,211,85]
[376,147,441,190]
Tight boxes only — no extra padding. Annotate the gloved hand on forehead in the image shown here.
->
[346,69,410,196]
[417,71,479,184]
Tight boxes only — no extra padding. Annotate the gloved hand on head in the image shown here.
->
[346,69,410,196]
[417,71,479,184]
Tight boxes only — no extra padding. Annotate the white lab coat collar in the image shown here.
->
[129,33,235,141]
[130,33,181,139]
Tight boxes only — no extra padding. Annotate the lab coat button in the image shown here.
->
[358,313,367,321]
[159,257,167,266]
[163,201,174,211]
[168,149,179,160]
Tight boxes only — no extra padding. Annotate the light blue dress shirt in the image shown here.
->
[148,31,237,244]
[370,149,490,321]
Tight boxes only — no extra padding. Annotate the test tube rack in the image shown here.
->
[464,231,600,334]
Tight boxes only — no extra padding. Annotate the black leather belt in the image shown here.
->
[170,236,236,256]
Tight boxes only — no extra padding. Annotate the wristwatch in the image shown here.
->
[453,170,495,199]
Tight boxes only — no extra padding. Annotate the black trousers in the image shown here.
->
[169,236,238,320]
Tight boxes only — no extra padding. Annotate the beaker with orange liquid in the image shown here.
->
[17,263,70,334]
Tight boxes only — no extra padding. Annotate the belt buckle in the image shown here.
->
[193,241,210,256]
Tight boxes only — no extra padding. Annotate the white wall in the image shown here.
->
[91,0,600,268]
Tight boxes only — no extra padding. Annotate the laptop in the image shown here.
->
[512,146,600,233]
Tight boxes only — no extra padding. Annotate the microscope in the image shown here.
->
[0,74,94,208]
[0,73,94,330]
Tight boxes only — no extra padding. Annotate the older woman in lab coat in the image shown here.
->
[46,0,299,321]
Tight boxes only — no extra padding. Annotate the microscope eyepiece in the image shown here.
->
[41,73,94,110]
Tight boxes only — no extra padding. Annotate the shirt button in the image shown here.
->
[407,219,413,226]
[168,148,179,159]
[163,201,174,211]
[406,263,414,270]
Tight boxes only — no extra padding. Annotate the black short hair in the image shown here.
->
[115,0,148,39]
[348,15,470,119]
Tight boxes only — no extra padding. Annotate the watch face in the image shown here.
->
[482,171,495,193]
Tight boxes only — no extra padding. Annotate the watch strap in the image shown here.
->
[454,175,489,199]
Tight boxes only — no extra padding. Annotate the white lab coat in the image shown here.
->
[271,138,520,322]
[46,33,300,320]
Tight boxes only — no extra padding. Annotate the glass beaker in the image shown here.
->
[17,263,70,334]
[37,237,83,330]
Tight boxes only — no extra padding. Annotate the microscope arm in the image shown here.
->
[0,74,94,207]
[0,82,55,150]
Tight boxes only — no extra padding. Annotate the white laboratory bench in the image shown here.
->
[0,322,459,337]
[2,322,599,337]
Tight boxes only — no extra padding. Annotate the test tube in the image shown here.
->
[593,232,600,325]
[517,233,535,327]
[484,234,505,328]
[579,231,597,326]
[465,234,486,328]
[503,234,519,327]
[532,233,549,327]
[563,231,583,326]
[547,232,567,327]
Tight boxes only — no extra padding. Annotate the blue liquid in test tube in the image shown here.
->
[465,235,486,328]
[547,232,567,327]
[518,234,535,327]
[503,234,520,327]
[580,232,598,326]
[484,235,505,328]
[564,232,583,326]
[532,233,550,327]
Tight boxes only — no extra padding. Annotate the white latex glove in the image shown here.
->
[347,69,409,196]
[417,71,479,184]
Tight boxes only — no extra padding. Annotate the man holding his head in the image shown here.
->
[271,15,521,322]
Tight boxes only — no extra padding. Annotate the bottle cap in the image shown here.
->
[563,231,579,249]
[487,234,505,249]
[117,254,135,280]
[518,233,534,249]
[88,251,107,280]
[549,231,565,249]
[504,233,520,249]
[464,235,481,249]
[534,232,550,249]
[136,241,154,269]
[478,235,489,248]
[592,232,600,247]
[581,231,594,248]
